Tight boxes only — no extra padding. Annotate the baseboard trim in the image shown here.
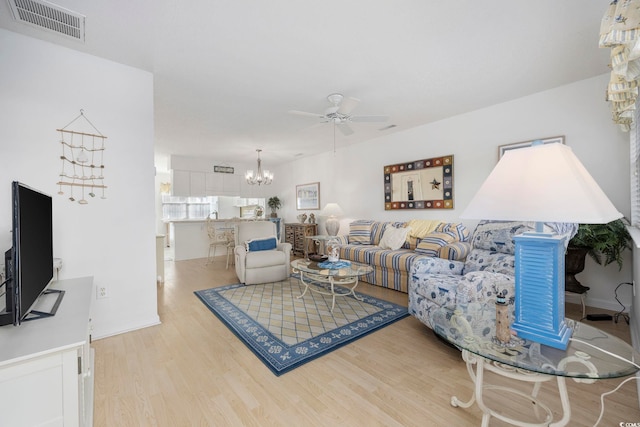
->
[92,315,161,340]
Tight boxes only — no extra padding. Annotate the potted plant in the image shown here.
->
[268,196,281,218]
[565,219,632,294]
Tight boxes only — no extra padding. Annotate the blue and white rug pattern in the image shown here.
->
[194,276,408,376]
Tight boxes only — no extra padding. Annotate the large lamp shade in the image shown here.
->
[462,143,622,223]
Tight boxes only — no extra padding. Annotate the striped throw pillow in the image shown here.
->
[349,220,374,245]
[415,232,456,256]
[439,241,471,261]
[435,223,470,242]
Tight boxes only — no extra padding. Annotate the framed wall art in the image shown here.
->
[498,135,565,159]
[384,155,453,210]
[296,182,320,210]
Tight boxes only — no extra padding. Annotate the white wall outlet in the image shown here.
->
[97,286,108,299]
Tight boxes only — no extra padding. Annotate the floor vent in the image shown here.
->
[7,0,85,42]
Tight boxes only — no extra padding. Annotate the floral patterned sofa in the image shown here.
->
[408,220,577,329]
[332,219,471,293]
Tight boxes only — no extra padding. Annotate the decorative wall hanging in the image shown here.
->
[214,165,234,174]
[384,155,453,210]
[56,110,107,204]
[498,135,564,159]
[296,182,320,210]
[600,0,640,131]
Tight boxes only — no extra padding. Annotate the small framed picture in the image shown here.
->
[498,136,565,159]
[296,182,320,210]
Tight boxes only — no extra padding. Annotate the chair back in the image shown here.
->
[235,221,277,247]
[207,218,234,245]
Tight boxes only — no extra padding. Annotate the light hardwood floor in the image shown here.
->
[93,256,640,426]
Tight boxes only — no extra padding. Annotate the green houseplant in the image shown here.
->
[267,196,281,218]
[565,219,632,293]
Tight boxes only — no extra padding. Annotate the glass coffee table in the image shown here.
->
[290,258,373,312]
[303,234,340,260]
[429,303,640,427]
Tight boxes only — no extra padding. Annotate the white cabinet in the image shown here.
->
[172,170,191,196]
[0,277,94,427]
[223,173,241,194]
[173,170,241,196]
[189,172,206,197]
[205,172,224,194]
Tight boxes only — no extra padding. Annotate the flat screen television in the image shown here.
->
[0,181,61,326]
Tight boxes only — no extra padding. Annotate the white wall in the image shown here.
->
[0,29,159,338]
[272,74,632,312]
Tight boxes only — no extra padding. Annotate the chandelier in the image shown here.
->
[245,149,273,185]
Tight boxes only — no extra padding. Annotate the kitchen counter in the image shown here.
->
[164,217,265,223]
[165,218,281,261]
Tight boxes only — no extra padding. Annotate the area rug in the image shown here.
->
[194,276,409,376]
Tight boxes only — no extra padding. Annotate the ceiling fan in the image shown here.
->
[288,93,388,136]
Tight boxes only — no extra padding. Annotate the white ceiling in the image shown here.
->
[0,0,611,167]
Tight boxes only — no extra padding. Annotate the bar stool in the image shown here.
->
[206,218,234,269]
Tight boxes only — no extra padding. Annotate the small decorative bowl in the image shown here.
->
[309,254,328,262]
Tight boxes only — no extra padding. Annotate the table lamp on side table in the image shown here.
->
[322,203,344,236]
[461,141,622,350]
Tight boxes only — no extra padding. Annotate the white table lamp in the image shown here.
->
[322,203,344,236]
[461,142,622,349]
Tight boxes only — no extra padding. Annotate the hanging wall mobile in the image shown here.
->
[56,110,107,204]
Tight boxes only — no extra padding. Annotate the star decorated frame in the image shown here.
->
[384,155,454,210]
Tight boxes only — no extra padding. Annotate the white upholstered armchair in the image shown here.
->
[234,221,292,285]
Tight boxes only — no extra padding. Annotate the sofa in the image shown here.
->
[331,219,471,293]
[408,220,577,330]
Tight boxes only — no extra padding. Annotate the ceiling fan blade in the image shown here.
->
[337,122,354,136]
[337,97,360,115]
[288,110,325,119]
[350,115,389,123]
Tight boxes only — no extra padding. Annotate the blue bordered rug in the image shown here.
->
[194,276,408,376]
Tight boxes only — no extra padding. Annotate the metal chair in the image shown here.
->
[206,218,234,269]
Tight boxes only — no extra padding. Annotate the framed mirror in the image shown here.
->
[384,155,454,210]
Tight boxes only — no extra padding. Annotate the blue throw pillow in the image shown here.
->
[246,237,277,252]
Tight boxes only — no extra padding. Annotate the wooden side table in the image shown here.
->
[284,223,317,256]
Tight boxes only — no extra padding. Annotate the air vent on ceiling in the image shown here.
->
[8,0,85,42]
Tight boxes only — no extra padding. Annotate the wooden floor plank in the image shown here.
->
[92,256,640,426]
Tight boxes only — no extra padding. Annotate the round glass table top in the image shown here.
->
[429,304,640,379]
[291,258,373,278]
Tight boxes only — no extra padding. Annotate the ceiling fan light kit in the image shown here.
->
[288,93,389,137]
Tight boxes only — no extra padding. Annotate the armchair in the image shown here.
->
[408,221,577,329]
[234,221,292,285]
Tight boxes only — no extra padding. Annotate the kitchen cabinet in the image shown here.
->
[172,170,191,196]
[172,170,241,196]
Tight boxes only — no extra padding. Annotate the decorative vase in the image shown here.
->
[328,245,339,263]
[309,213,315,224]
[565,246,590,294]
[297,213,307,224]
[327,238,340,262]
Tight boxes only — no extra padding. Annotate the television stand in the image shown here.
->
[0,277,94,427]
[24,288,66,321]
